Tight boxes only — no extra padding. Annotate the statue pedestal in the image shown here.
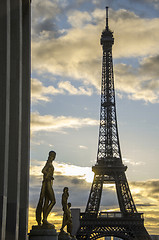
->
[58,231,71,240]
[58,231,77,240]
[28,226,58,240]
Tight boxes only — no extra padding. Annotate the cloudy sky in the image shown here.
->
[29,0,159,235]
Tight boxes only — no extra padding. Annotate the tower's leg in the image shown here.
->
[115,172,137,213]
[85,174,104,215]
[131,225,152,240]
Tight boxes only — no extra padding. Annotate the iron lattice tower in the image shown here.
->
[77,7,151,240]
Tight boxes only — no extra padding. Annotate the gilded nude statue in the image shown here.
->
[60,187,73,235]
[36,151,56,227]
[66,202,73,235]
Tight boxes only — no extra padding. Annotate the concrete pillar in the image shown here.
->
[19,1,31,239]
[0,0,31,240]
[0,0,10,239]
[5,1,23,239]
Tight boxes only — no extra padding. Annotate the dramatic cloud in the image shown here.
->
[30,160,94,183]
[58,81,93,96]
[32,23,101,88]
[31,78,93,103]
[67,10,92,28]
[31,78,63,102]
[140,55,159,79]
[31,112,98,133]
[130,179,159,201]
[129,179,159,234]
[31,0,61,40]
[115,62,159,103]
[123,158,145,166]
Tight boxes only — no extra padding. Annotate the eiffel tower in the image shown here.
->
[76,7,151,240]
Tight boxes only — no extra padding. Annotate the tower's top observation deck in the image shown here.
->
[100,7,114,50]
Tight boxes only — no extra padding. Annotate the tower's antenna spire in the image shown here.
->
[106,6,109,31]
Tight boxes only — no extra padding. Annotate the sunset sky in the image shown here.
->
[29,0,159,234]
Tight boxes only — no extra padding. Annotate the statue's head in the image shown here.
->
[48,151,56,161]
[63,187,68,193]
[68,202,71,208]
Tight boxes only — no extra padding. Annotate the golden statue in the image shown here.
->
[67,202,73,236]
[36,151,56,227]
[60,187,73,235]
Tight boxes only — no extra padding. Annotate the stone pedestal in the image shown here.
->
[28,226,58,240]
[58,231,71,240]
[58,231,77,240]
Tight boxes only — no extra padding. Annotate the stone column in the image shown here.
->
[0,0,31,240]
[0,0,10,239]
[19,1,31,240]
[5,1,23,239]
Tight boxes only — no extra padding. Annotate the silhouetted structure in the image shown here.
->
[77,7,151,240]
[0,1,31,240]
